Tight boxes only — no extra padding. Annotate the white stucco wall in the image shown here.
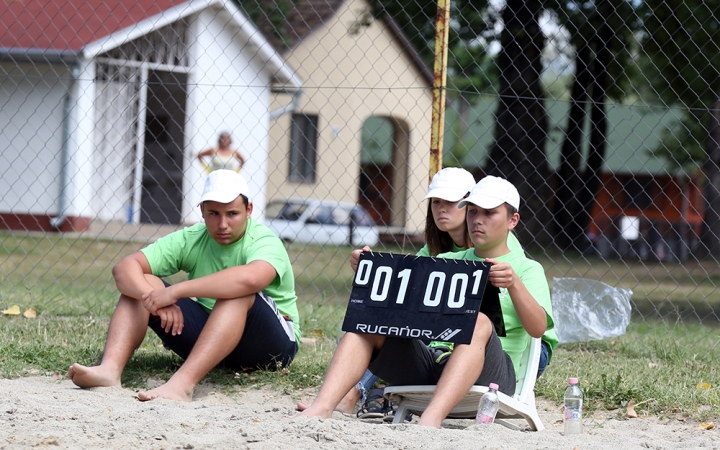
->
[68,60,97,220]
[0,62,69,216]
[183,8,273,223]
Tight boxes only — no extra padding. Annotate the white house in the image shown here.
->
[0,0,301,231]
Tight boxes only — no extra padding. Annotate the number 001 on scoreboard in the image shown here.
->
[341,252,504,345]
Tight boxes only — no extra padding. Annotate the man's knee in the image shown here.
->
[213,293,256,314]
[472,313,493,343]
[143,274,166,290]
[343,331,386,350]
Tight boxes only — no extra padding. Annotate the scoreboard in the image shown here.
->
[341,252,505,344]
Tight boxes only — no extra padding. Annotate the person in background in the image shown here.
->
[197,132,246,173]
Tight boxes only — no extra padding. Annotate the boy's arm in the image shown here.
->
[112,252,158,300]
[142,260,277,313]
[485,258,547,338]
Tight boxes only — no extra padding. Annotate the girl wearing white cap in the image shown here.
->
[298,168,522,419]
[417,167,476,256]
[353,168,476,420]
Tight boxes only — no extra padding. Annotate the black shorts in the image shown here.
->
[367,328,516,396]
[148,291,297,371]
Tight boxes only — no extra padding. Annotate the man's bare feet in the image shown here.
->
[137,379,193,402]
[68,363,121,388]
[416,415,443,428]
[296,389,359,415]
[297,404,333,419]
[295,401,311,411]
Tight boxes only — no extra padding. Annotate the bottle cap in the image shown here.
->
[568,377,578,384]
[488,383,499,390]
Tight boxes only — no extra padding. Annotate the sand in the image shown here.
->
[0,376,717,449]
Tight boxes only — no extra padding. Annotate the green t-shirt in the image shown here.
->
[504,232,558,360]
[507,231,523,254]
[140,218,301,342]
[417,232,523,257]
[415,242,465,257]
[436,247,555,373]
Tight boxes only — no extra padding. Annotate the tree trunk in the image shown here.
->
[701,99,720,257]
[578,32,610,245]
[553,43,592,251]
[487,0,551,248]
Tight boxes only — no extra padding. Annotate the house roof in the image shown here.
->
[0,0,301,87]
[250,0,433,87]
[0,0,187,51]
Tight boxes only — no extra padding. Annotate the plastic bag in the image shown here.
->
[550,278,632,343]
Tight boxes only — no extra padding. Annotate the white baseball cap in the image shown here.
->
[458,176,520,210]
[422,167,476,202]
[200,170,251,204]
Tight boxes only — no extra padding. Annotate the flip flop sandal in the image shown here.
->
[383,403,413,423]
[356,388,387,419]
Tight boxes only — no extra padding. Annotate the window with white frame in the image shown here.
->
[288,113,318,183]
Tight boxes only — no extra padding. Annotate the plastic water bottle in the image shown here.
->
[564,377,583,435]
[475,383,500,424]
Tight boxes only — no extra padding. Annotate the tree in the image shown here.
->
[485,0,552,247]
[547,0,638,251]
[641,0,720,255]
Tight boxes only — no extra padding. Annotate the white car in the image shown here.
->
[264,198,380,247]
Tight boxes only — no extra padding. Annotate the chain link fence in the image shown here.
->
[1,0,719,347]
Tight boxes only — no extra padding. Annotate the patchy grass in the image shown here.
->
[1,231,719,419]
[536,321,720,421]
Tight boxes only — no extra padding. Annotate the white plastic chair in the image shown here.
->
[384,337,545,431]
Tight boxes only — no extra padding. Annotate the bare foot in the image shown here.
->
[137,379,193,402]
[296,388,360,414]
[296,400,357,415]
[295,401,311,411]
[297,404,333,419]
[68,363,121,388]
[417,415,442,428]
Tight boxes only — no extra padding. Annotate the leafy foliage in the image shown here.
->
[367,0,497,101]
[640,0,720,169]
[641,0,720,110]
[548,0,639,102]
[234,0,301,49]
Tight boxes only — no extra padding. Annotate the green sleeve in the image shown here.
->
[140,230,188,277]
[520,259,558,361]
[244,231,293,284]
[519,260,554,330]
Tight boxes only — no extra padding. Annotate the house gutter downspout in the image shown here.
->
[50,60,82,230]
[268,89,303,119]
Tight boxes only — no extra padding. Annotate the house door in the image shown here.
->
[139,70,187,224]
[358,116,408,229]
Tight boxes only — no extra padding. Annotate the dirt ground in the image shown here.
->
[0,377,717,449]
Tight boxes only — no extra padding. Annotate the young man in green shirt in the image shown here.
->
[300,176,553,427]
[69,170,300,402]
